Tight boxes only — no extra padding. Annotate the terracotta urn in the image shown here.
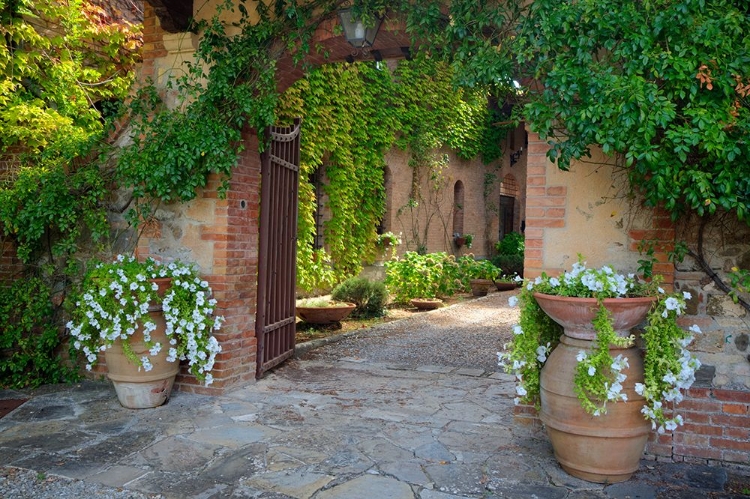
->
[105,278,179,409]
[469,278,493,297]
[533,292,656,483]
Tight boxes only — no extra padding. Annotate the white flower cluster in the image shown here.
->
[636,315,702,433]
[66,255,223,385]
[524,261,639,298]
[162,272,223,386]
[574,351,631,416]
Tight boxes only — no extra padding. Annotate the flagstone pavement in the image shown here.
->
[0,293,747,498]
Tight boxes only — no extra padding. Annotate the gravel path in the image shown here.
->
[301,290,520,372]
[0,468,158,499]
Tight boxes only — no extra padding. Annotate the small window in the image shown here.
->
[453,181,465,236]
[310,166,325,249]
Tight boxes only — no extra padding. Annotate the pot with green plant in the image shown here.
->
[500,258,701,483]
[296,297,356,324]
[66,255,223,409]
[462,258,501,296]
[453,233,473,249]
[373,231,401,266]
[494,273,521,291]
[385,252,464,307]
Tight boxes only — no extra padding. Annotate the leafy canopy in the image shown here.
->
[519,0,750,220]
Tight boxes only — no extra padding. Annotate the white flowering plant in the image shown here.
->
[499,257,702,433]
[66,255,223,386]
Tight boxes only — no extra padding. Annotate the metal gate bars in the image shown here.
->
[255,118,301,378]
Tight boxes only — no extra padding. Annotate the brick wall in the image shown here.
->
[647,387,750,465]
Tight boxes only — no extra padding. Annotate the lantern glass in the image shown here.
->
[338,8,381,48]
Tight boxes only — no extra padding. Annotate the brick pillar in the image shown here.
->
[172,129,261,394]
[131,7,260,394]
[522,129,567,279]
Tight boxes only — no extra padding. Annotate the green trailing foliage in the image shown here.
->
[0,0,140,264]
[277,59,502,291]
[0,277,79,388]
[519,0,750,222]
[331,277,388,318]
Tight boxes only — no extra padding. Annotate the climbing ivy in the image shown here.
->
[518,0,750,221]
[277,59,501,290]
[0,0,140,264]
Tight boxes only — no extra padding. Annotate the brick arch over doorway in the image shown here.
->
[136,3,414,394]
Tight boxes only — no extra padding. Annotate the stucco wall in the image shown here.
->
[382,125,526,260]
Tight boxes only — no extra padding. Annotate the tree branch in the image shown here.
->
[689,216,750,313]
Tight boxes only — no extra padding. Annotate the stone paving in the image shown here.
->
[0,354,746,498]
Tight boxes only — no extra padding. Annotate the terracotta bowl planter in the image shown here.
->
[410,298,443,310]
[296,302,356,324]
[494,281,518,291]
[469,278,493,297]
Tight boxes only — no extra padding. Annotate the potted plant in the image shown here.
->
[462,258,501,296]
[374,231,401,265]
[500,257,701,483]
[385,252,463,307]
[66,255,223,409]
[453,233,473,249]
[494,273,521,291]
[296,297,356,324]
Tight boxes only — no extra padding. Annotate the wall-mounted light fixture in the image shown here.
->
[338,8,382,48]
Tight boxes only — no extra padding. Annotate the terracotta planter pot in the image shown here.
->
[533,293,655,340]
[534,293,656,483]
[469,279,493,297]
[105,308,179,409]
[296,302,355,324]
[410,298,443,310]
[494,281,518,291]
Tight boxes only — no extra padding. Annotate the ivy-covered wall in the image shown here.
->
[276,59,510,292]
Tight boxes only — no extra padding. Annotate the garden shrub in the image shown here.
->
[493,232,525,278]
[385,252,464,303]
[0,278,78,388]
[331,277,388,318]
[491,254,524,278]
[496,232,525,256]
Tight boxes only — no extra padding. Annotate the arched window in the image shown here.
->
[453,180,465,236]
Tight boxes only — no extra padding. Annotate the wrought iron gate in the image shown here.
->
[256,118,301,378]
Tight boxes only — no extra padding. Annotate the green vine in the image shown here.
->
[277,58,502,291]
[573,305,635,416]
